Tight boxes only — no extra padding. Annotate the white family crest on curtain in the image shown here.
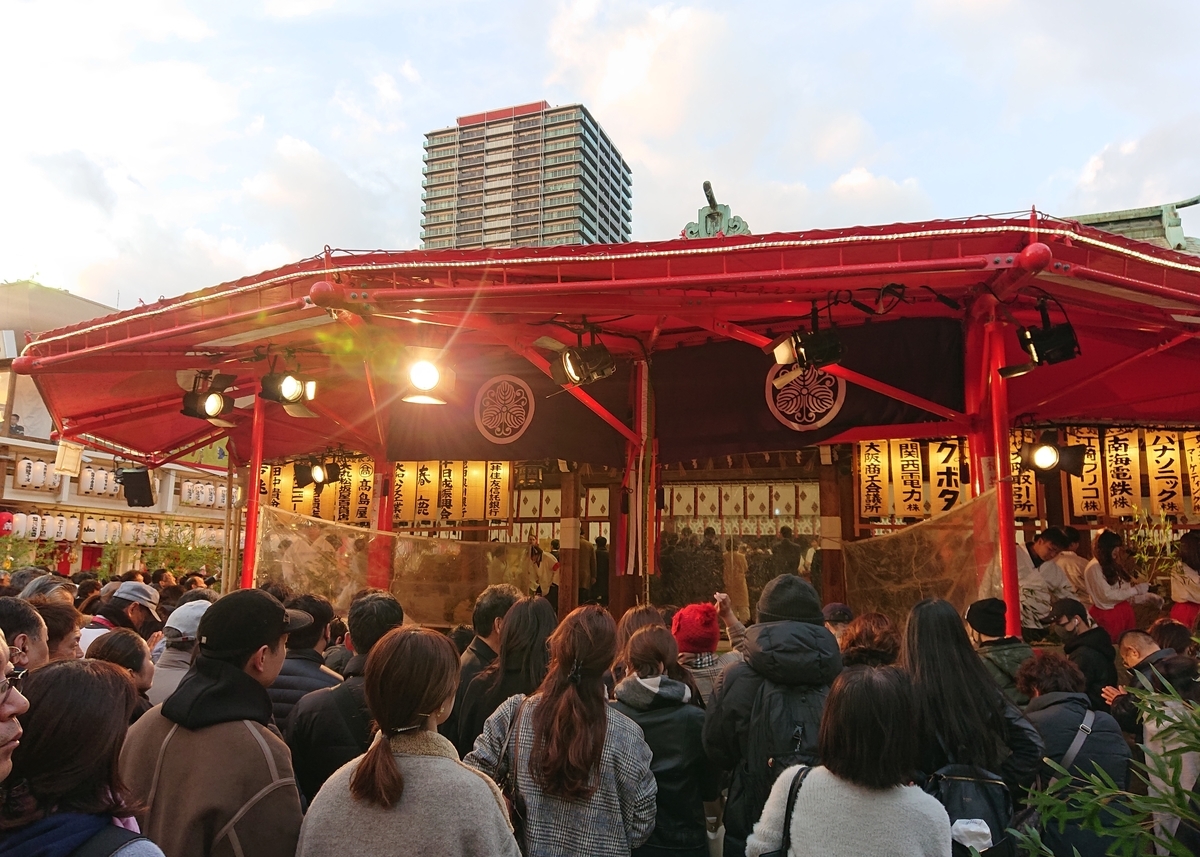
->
[474,375,536,444]
[765,364,846,431]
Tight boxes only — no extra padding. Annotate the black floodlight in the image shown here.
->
[181,372,236,425]
[766,304,845,390]
[1019,430,1087,481]
[551,343,616,387]
[1000,299,1080,379]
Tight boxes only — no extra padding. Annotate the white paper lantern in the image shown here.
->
[11,513,27,538]
[27,513,41,540]
[48,470,62,490]
[143,522,159,546]
[180,480,193,506]
[108,472,122,496]
[120,521,135,544]
[66,515,80,541]
[82,516,98,543]
[106,520,121,544]
[80,467,96,495]
[31,461,48,489]
[52,515,67,541]
[15,458,34,488]
[203,483,216,507]
[216,485,228,509]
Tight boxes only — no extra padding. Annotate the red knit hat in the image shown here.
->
[672,602,720,654]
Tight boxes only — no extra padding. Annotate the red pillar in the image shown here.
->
[240,395,267,589]
[987,321,1022,638]
[368,457,393,590]
[963,314,992,496]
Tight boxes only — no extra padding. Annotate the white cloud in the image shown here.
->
[1067,114,1200,214]
[262,0,338,19]
[32,151,118,215]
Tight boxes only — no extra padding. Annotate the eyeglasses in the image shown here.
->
[0,672,22,706]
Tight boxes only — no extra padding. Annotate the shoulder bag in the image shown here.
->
[496,697,530,853]
[760,765,813,857]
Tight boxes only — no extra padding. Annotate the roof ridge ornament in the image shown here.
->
[683,181,750,239]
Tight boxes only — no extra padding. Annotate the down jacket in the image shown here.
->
[701,620,842,857]
[268,649,342,725]
[286,653,371,803]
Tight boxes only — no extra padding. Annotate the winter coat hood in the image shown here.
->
[1064,625,1115,661]
[1023,690,1092,716]
[743,620,842,686]
[613,674,692,711]
[162,654,273,729]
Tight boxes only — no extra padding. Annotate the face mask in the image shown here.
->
[1050,623,1072,642]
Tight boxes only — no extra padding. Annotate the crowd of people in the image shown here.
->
[0,524,1197,857]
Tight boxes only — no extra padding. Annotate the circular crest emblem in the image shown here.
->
[765,364,846,431]
[475,375,536,444]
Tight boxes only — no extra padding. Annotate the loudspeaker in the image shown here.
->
[117,468,156,508]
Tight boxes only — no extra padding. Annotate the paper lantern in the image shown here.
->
[108,472,122,496]
[27,513,41,540]
[31,461,48,489]
[143,522,159,546]
[80,466,96,495]
[65,515,80,541]
[203,483,216,506]
[0,511,11,535]
[216,485,228,508]
[105,520,121,544]
[181,480,194,506]
[15,458,34,488]
[121,521,136,544]
[82,516,98,543]
[11,513,27,538]
[51,515,67,541]
[48,470,62,490]
[94,469,109,495]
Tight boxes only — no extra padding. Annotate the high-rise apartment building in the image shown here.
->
[421,101,632,249]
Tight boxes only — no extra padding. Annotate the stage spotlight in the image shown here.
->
[1019,431,1087,480]
[765,305,845,390]
[294,462,315,489]
[181,372,236,425]
[402,350,455,404]
[1001,299,1080,379]
[261,373,317,404]
[321,462,341,483]
[311,462,327,484]
[551,343,616,387]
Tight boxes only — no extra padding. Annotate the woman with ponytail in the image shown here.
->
[466,605,657,856]
[297,626,518,857]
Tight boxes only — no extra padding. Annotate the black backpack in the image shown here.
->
[70,826,146,857]
[924,752,1015,857]
[744,677,827,815]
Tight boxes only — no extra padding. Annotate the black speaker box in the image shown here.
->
[118,468,156,507]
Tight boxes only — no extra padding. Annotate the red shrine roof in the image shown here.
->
[16,212,1200,466]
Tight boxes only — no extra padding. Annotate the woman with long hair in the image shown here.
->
[903,599,1042,803]
[1084,531,1155,641]
[609,604,668,693]
[456,596,557,756]
[88,629,155,723]
[0,659,162,855]
[298,626,518,857]
[612,626,719,857]
[1171,531,1200,630]
[746,666,951,857]
[466,605,657,856]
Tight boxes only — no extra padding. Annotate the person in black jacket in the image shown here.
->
[1015,651,1130,857]
[702,574,842,857]
[439,583,520,748]
[1101,629,1175,736]
[903,599,1043,801]
[1044,598,1118,712]
[268,594,341,725]
[613,625,721,857]
[454,595,555,757]
[286,591,404,802]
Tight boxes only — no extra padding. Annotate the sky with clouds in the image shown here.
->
[2,0,1198,310]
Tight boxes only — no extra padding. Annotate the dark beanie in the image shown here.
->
[756,574,823,624]
[966,598,1007,638]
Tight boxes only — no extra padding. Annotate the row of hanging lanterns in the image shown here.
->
[180,480,228,509]
[0,511,225,548]
[13,458,66,492]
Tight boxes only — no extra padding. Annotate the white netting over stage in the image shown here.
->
[256,508,534,626]
[842,488,1002,628]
